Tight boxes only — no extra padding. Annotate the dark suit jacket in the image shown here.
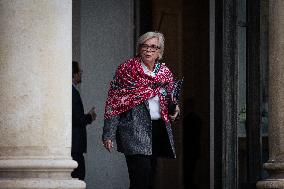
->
[72,85,92,154]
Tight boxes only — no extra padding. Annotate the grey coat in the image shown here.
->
[102,101,176,158]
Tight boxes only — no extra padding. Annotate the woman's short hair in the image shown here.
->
[136,31,165,60]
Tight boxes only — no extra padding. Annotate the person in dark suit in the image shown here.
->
[72,61,97,180]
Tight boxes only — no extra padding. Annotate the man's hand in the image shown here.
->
[169,105,180,122]
[88,107,97,121]
[103,139,113,152]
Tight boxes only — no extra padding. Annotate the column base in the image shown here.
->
[0,179,86,189]
[257,179,284,189]
[257,162,284,189]
[0,158,86,189]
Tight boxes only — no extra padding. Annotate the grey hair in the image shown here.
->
[136,31,165,60]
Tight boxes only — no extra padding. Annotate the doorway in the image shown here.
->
[73,0,210,188]
[137,0,210,189]
[211,0,269,188]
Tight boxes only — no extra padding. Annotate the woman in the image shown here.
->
[102,31,180,189]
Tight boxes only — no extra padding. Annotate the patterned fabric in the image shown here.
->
[104,56,174,123]
[103,102,176,158]
[170,78,183,104]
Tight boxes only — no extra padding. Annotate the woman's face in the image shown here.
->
[139,37,161,65]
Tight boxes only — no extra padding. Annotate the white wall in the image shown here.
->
[79,0,134,188]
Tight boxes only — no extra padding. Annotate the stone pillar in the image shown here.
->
[0,1,85,188]
[257,1,284,188]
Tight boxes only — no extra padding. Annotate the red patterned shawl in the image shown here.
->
[104,57,174,123]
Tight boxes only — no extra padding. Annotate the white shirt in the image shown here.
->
[141,62,161,120]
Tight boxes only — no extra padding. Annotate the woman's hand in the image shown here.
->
[103,139,113,152]
[169,105,180,122]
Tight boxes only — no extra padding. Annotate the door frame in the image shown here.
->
[210,0,239,188]
[210,0,263,189]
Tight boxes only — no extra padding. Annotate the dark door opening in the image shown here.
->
[137,0,210,189]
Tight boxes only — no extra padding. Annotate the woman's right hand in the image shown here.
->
[103,139,113,152]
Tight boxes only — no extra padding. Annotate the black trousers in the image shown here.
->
[71,153,85,180]
[126,155,157,189]
[125,119,171,189]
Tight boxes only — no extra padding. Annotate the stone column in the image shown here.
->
[0,1,85,188]
[257,1,284,188]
